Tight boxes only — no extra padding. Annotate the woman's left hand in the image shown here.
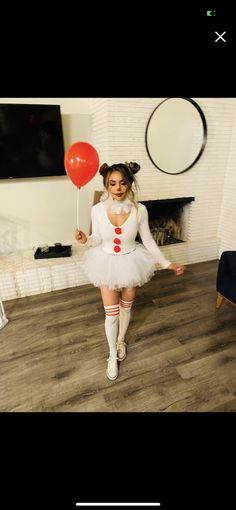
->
[167,263,186,276]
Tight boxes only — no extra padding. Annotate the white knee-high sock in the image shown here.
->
[117,299,133,343]
[104,304,120,358]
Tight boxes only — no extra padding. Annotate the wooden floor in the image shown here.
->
[1,259,236,412]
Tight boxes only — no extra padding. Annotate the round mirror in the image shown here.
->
[145,98,207,175]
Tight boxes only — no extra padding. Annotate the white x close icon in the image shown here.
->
[215,31,226,42]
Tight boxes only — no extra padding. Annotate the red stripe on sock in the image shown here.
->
[105,305,119,317]
[120,300,133,309]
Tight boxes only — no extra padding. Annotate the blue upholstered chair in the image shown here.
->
[216,251,236,309]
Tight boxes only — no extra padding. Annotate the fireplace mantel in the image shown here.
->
[138,197,195,223]
[139,197,195,205]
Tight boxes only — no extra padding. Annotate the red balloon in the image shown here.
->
[64,142,99,189]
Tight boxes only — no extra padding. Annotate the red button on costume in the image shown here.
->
[113,238,121,245]
[115,227,122,234]
[114,245,121,253]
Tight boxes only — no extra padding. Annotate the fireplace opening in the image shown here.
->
[138,197,195,246]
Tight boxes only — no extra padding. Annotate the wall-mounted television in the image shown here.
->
[0,103,66,179]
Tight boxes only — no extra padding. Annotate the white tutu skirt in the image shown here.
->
[83,242,157,290]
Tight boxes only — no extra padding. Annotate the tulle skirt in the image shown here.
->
[83,243,157,290]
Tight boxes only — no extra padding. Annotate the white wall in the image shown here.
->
[218,110,236,253]
[5,97,234,261]
[0,98,95,254]
[92,97,236,264]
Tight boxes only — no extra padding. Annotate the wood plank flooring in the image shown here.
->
[1,259,236,412]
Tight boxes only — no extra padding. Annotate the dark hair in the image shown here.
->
[99,161,140,185]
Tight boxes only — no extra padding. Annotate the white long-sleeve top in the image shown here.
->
[82,202,171,269]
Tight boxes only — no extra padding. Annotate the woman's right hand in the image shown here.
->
[75,229,87,245]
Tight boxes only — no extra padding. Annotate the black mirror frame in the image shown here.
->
[145,97,208,175]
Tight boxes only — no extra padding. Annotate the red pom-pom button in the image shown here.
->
[113,238,121,244]
[115,227,122,234]
[114,245,121,253]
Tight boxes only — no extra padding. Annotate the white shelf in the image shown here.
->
[0,244,90,301]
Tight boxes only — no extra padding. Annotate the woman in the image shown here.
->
[75,162,185,381]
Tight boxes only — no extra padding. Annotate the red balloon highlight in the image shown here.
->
[64,142,99,188]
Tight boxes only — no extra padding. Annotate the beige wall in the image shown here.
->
[0,98,95,253]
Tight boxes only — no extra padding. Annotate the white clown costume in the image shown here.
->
[82,195,171,289]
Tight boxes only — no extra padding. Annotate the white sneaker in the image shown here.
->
[106,356,119,380]
[116,340,126,361]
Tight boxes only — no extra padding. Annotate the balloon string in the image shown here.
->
[77,188,80,229]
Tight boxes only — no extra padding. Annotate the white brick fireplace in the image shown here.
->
[91,97,236,266]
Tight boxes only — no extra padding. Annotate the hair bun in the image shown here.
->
[125,161,141,174]
[99,163,109,176]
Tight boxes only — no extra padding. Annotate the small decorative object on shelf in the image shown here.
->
[39,244,49,253]
[0,300,8,329]
[54,242,62,252]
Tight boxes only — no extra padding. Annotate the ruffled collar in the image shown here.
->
[100,192,133,214]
